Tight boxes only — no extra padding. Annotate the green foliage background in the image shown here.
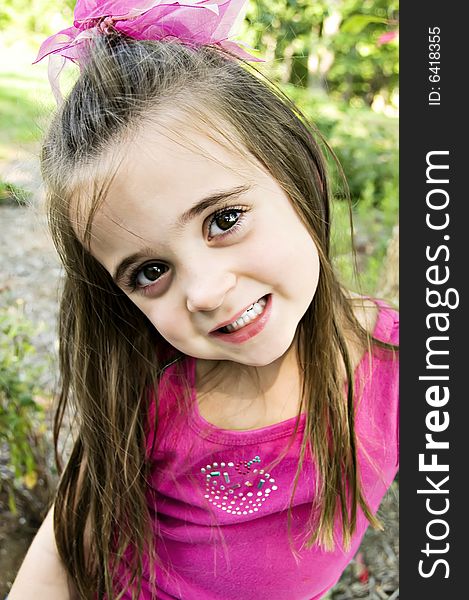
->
[0,299,45,503]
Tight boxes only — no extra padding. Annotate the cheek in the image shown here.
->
[254,222,320,288]
[128,296,189,344]
[306,247,321,295]
[292,240,320,304]
[151,312,187,345]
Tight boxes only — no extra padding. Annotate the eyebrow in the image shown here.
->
[112,183,252,284]
[176,183,252,228]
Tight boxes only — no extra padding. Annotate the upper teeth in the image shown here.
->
[224,297,267,332]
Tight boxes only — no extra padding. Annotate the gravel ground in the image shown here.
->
[0,169,398,598]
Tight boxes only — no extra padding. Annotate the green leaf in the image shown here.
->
[341,15,388,35]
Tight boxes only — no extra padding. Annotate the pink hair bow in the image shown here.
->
[35,0,261,102]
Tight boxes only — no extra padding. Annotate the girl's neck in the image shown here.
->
[194,342,303,430]
[196,339,300,395]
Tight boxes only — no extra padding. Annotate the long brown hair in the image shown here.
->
[41,35,393,599]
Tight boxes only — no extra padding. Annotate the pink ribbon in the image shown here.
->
[35,0,262,102]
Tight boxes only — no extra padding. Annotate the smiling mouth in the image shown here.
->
[216,296,268,334]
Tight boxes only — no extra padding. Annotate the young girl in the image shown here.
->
[9,1,398,599]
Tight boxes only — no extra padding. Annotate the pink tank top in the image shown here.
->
[118,302,398,599]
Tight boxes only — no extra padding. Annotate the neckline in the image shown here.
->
[185,299,392,444]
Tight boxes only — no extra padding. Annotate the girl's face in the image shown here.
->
[88,120,320,367]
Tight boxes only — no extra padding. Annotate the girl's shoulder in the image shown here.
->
[371,298,399,346]
[346,295,398,375]
[350,294,399,345]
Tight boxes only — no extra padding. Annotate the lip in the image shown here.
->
[209,294,272,344]
[209,296,266,333]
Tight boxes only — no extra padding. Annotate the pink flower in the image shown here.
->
[377,30,399,46]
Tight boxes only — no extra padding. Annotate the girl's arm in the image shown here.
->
[8,504,73,600]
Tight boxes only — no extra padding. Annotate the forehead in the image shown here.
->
[120,117,255,200]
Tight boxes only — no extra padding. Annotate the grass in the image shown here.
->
[0,71,53,148]
[0,181,32,206]
[0,38,60,198]
[0,38,63,162]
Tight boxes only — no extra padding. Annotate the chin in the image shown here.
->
[236,333,298,368]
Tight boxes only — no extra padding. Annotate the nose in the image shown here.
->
[185,267,237,313]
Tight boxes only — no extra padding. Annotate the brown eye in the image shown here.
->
[135,263,168,287]
[208,208,247,239]
[215,210,239,230]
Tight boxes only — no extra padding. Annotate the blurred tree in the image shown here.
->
[244,0,398,107]
[0,0,74,36]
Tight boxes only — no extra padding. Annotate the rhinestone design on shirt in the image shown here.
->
[200,455,279,515]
